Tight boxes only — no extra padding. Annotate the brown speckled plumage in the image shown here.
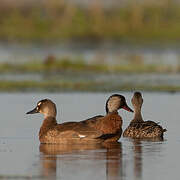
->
[123,92,166,139]
[27,95,133,144]
[123,120,166,138]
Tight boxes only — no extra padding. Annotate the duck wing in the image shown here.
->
[83,113,123,142]
[54,121,104,139]
[51,113,122,142]
[80,115,104,124]
[124,120,166,138]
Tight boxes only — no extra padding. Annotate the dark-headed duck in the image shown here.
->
[81,94,133,142]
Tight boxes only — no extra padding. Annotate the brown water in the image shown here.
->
[0,92,177,179]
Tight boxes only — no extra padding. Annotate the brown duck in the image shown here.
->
[80,94,133,142]
[123,92,166,139]
[26,94,133,144]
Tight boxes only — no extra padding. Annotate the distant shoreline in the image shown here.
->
[0,1,180,43]
[0,80,179,93]
[0,59,180,74]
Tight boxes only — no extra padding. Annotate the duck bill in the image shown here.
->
[26,107,38,114]
[122,104,134,112]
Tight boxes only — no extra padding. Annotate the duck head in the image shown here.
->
[131,92,143,110]
[26,99,57,118]
[106,94,133,114]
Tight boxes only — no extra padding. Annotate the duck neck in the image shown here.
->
[132,107,144,123]
[39,116,57,138]
[42,116,57,126]
[106,110,118,115]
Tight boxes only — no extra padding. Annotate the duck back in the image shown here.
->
[123,121,166,139]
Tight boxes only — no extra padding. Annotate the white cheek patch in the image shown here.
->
[108,97,120,112]
[38,102,42,106]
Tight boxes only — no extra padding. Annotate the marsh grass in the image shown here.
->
[0,58,180,92]
[0,80,180,92]
[0,1,180,43]
[0,58,178,74]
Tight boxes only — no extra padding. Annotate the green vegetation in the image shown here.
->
[0,58,180,92]
[1,58,180,92]
[0,58,179,74]
[0,80,180,92]
[0,1,180,43]
[0,80,101,92]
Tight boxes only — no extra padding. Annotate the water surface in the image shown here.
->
[2,73,180,88]
[1,42,180,66]
[0,92,178,180]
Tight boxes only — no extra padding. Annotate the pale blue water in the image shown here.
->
[0,42,180,66]
[0,92,177,180]
[1,73,180,88]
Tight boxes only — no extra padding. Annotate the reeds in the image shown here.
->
[0,0,180,43]
[0,58,178,73]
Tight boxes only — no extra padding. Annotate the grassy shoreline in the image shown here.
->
[1,59,180,92]
[0,80,179,93]
[0,1,180,43]
[0,59,179,74]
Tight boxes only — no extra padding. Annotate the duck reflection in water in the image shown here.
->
[129,137,164,180]
[39,142,123,180]
[132,140,142,180]
[105,143,123,180]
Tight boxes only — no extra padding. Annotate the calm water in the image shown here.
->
[0,92,178,180]
[2,73,180,88]
[1,42,180,66]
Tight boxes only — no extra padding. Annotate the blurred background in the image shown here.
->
[1,0,180,92]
